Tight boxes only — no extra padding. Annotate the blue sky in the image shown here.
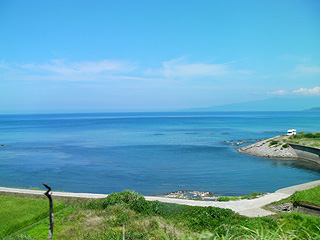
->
[0,0,319,113]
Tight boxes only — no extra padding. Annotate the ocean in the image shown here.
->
[0,111,319,196]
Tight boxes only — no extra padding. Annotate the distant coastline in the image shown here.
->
[182,97,320,112]
[304,107,320,111]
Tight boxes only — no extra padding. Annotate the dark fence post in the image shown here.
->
[42,182,54,240]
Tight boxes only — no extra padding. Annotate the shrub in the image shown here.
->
[314,132,320,138]
[304,133,314,138]
[217,196,230,202]
[241,191,261,200]
[102,190,149,214]
[249,191,260,198]
[269,140,279,147]
[217,196,239,202]
[292,132,304,139]
[105,204,136,225]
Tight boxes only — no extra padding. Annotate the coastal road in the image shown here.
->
[1,180,320,217]
[146,180,320,217]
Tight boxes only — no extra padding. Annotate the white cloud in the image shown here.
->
[1,57,254,85]
[145,57,252,79]
[268,86,320,96]
[20,59,135,75]
[293,86,320,96]
[295,65,320,75]
[286,63,320,78]
[0,61,11,70]
[0,59,149,83]
[268,90,288,95]
[280,55,310,62]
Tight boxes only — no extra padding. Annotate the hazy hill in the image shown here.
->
[304,107,320,111]
[185,97,320,111]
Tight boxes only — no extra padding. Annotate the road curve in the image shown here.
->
[1,180,320,217]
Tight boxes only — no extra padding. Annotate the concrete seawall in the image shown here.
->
[237,136,298,159]
[237,136,320,166]
[289,143,320,165]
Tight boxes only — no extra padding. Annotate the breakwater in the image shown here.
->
[237,136,298,159]
[238,136,320,166]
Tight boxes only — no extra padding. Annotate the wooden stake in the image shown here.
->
[123,224,125,240]
[42,182,54,240]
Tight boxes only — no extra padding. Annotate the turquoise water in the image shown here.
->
[0,111,319,196]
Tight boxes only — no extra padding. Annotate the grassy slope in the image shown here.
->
[286,132,320,148]
[3,190,320,240]
[291,184,320,207]
[0,196,65,236]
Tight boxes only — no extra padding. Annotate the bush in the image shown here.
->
[292,132,304,139]
[304,133,314,138]
[217,196,230,202]
[314,132,320,138]
[102,190,149,214]
[269,140,279,147]
[241,191,261,200]
[293,132,320,139]
[217,196,239,202]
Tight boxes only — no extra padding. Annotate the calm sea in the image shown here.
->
[0,111,319,196]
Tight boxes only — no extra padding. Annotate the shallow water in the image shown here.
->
[0,111,319,195]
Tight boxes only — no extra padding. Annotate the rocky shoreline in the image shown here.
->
[221,139,263,146]
[161,190,266,201]
[163,190,219,200]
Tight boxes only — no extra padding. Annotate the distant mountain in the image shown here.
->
[304,107,320,111]
[184,97,320,111]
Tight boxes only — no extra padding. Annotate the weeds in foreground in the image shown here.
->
[4,190,320,239]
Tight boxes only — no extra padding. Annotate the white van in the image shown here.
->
[287,129,297,136]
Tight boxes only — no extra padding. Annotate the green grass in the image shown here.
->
[2,189,320,239]
[240,191,262,200]
[0,196,65,237]
[290,185,320,207]
[217,196,240,201]
[217,191,262,202]
[287,132,320,148]
[268,139,280,147]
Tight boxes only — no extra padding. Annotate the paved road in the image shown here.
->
[1,180,319,217]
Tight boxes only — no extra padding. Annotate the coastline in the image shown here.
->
[1,112,319,200]
[1,179,320,217]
